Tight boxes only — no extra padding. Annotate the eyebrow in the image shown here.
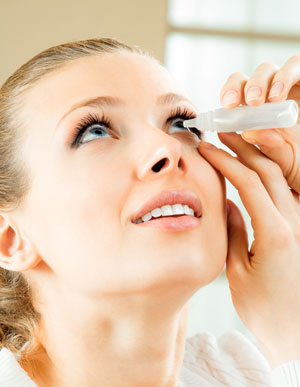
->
[56,92,194,129]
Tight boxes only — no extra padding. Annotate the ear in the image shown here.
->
[0,214,41,272]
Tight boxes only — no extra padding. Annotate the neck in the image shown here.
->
[23,286,190,387]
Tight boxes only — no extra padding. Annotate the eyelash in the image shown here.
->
[70,107,202,147]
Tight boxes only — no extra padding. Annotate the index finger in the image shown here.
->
[197,142,282,234]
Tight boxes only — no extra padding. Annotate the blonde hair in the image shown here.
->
[0,38,151,359]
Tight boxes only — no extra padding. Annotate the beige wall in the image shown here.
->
[0,0,168,85]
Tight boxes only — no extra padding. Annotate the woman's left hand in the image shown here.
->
[219,55,300,193]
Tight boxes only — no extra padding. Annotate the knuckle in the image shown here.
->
[255,61,279,71]
[289,54,300,63]
[271,224,293,249]
[227,259,246,280]
[259,161,283,179]
[244,170,261,188]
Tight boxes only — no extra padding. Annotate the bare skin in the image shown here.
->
[0,53,227,386]
[200,55,300,367]
[2,50,300,385]
[220,55,300,193]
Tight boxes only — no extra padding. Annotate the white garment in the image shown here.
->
[179,331,300,386]
[0,330,299,386]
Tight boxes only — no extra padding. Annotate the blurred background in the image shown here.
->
[1,0,300,343]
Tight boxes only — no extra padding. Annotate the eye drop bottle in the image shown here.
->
[183,99,299,133]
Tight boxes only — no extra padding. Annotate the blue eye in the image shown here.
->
[71,113,113,148]
[168,117,189,134]
[70,107,202,148]
[80,124,110,144]
[167,109,202,140]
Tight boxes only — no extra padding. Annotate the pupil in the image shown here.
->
[93,128,104,135]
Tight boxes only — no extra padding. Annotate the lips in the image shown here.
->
[131,189,202,224]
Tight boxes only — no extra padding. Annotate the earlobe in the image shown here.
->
[0,215,41,272]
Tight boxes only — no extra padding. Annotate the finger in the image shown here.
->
[268,55,300,101]
[244,61,280,105]
[285,85,300,113]
[220,72,249,108]
[241,128,300,194]
[218,132,297,222]
[198,141,281,235]
[290,189,300,217]
[226,199,249,280]
[241,128,294,175]
[291,188,300,203]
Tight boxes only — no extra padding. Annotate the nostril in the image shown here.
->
[152,158,169,172]
[178,158,184,169]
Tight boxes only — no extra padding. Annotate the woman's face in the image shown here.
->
[15,52,227,298]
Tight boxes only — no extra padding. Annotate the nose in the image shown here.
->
[135,130,187,181]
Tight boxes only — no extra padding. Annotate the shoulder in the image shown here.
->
[179,331,272,387]
[0,347,36,387]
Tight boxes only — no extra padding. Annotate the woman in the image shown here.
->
[0,38,299,387]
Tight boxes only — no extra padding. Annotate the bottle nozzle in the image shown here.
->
[183,111,214,132]
[183,118,198,128]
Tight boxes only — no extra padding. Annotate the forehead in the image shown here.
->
[24,53,184,112]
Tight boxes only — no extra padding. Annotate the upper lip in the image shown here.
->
[131,189,202,223]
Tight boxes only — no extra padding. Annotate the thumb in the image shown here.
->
[226,199,249,278]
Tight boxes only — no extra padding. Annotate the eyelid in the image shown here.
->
[69,104,198,147]
[165,106,202,140]
[165,106,197,129]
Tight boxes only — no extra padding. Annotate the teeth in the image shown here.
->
[173,204,185,215]
[151,208,162,218]
[184,204,194,216]
[141,212,152,222]
[136,203,196,223]
[161,205,173,216]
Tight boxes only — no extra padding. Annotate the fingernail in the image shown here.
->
[198,142,216,150]
[222,90,239,106]
[269,81,284,98]
[246,86,261,101]
[241,131,256,143]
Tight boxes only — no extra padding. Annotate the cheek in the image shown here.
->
[192,151,226,217]
[192,155,227,265]
[22,159,131,294]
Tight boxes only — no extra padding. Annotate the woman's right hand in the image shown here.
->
[219,55,300,193]
[197,133,300,368]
